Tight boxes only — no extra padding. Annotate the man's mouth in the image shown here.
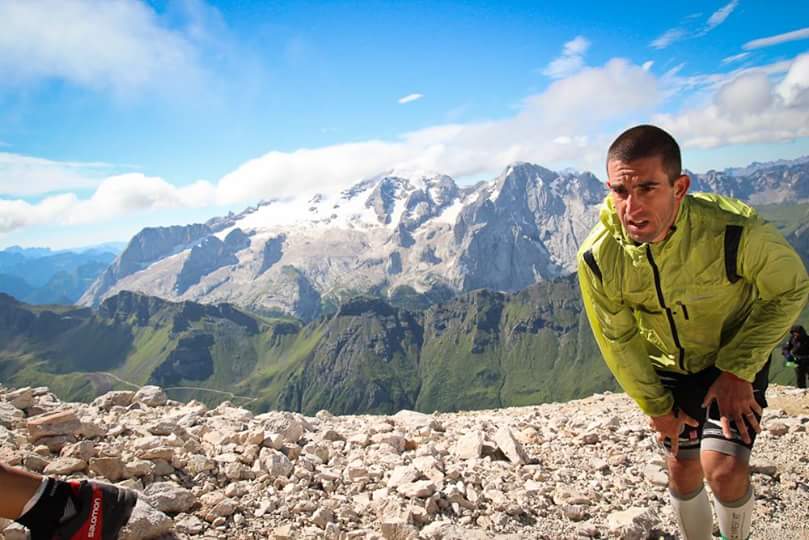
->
[628,219,649,229]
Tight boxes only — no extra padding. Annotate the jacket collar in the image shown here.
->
[600,195,691,266]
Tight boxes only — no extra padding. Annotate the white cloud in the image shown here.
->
[706,0,739,31]
[714,72,773,115]
[0,194,77,234]
[0,174,216,233]
[654,53,809,148]
[659,57,793,102]
[722,52,751,65]
[67,174,216,222]
[652,3,739,49]
[398,93,424,104]
[553,135,588,146]
[563,36,590,56]
[215,55,809,206]
[651,28,687,49]
[0,0,202,95]
[743,27,809,50]
[217,58,659,204]
[777,53,809,107]
[642,61,654,71]
[543,36,590,79]
[0,152,113,196]
[7,53,809,237]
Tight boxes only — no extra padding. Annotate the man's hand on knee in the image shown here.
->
[702,371,762,444]
[649,409,699,456]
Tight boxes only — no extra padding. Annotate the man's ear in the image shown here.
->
[673,174,690,200]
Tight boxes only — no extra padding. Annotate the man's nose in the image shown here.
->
[625,192,640,213]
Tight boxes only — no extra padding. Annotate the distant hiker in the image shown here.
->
[577,124,809,540]
[0,461,137,540]
[782,324,809,388]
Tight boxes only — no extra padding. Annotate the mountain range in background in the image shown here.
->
[78,156,809,321]
[0,157,807,414]
[79,163,604,321]
[0,243,124,305]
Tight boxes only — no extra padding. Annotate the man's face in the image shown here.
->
[606,155,689,244]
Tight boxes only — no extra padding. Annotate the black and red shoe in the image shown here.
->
[52,480,137,540]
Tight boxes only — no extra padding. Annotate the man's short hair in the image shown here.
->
[607,124,682,183]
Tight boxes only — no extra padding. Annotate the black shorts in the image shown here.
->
[655,360,769,461]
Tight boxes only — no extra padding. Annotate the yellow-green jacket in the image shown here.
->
[577,193,809,416]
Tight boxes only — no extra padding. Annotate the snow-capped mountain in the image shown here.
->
[80,163,605,320]
[689,155,809,204]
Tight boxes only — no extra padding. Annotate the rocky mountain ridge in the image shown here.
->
[1,384,807,540]
[79,157,809,320]
[77,163,607,320]
[690,155,809,204]
[0,247,118,305]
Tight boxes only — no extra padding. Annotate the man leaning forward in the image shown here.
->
[577,124,809,540]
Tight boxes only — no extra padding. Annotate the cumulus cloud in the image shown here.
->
[654,53,809,148]
[714,72,773,115]
[8,52,809,236]
[0,0,202,95]
[0,174,216,233]
[68,174,216,221]
[659,57,793,102]
[777,53,809,106]
[214,55,809,205]
[543,36,590,79]
[217,58,660,204]
[0,194,77,234]
[398,93,424,104]
[743,27,809,50]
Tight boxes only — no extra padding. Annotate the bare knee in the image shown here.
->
[702,451,749,501]
[667,455,703,496]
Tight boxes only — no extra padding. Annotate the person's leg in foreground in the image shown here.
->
[0,461,137,540]
[663,368,765,540]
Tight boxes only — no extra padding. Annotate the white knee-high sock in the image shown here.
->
[714,484,753,540]
[670,485,713,540]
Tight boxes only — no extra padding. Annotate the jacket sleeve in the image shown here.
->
[715,221,809,380]
[577,251,674,416]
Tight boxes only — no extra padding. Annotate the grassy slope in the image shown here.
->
[757,202,809,236]
[755,202,809,385]
[263,306,422,415]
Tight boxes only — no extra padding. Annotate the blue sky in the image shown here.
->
[1,0,809,249]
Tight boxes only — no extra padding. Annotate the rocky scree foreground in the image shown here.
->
[0,384,807,540]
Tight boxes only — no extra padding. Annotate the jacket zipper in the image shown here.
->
[645,246,686,371]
